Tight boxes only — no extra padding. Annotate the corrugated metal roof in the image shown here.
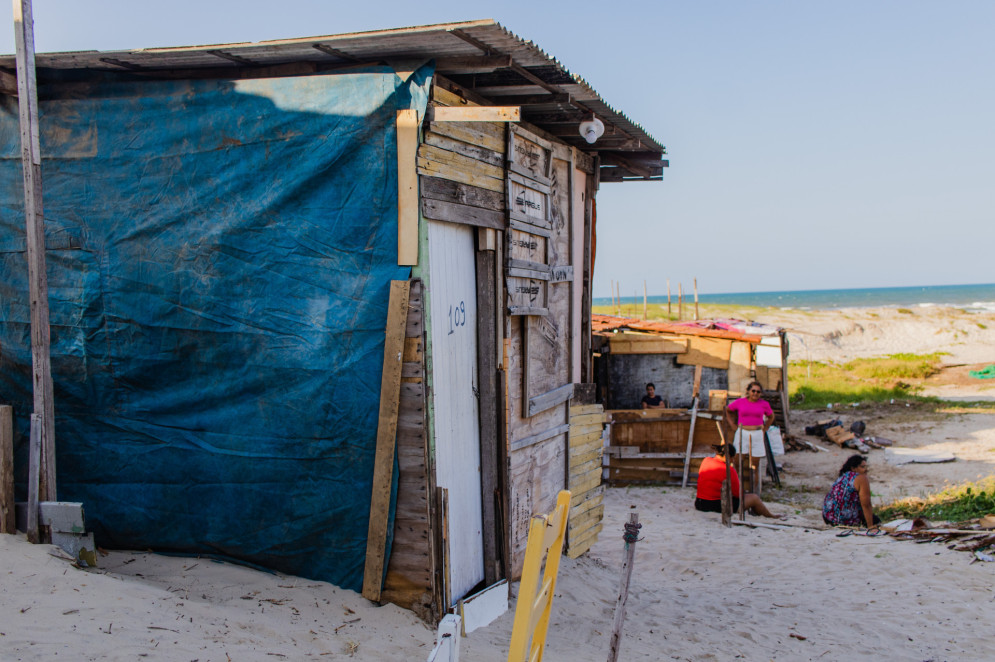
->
[0,19,666,180]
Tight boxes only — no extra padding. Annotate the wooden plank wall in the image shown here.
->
[382,280,438,622]
[605,410,723,485]
[566,403,605,558]
[505,132,577,576]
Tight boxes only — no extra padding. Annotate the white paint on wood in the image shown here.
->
[426,614,462,662]
[427,220,485,602]
[459,579,509,634]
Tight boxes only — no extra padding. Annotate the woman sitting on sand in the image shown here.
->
[694,444,780,518]
[823,455,881,528]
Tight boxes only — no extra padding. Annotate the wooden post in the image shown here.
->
[26,413,40,542]
[0,405,13,534]
[362,280,411,602]
[717,421,732,527]
[609,279,615,312]
[13,0,56,509]
[642,281,647,320]
[606,513,640,662]
[666,279,671,318]
[693,278,699,321]
[678,283,683,321]
[681,365,703,488]
[737,426,745,521]
[615,282,621,316]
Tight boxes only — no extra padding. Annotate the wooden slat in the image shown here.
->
[527,383,573,418]
[509,423,570,452]
[569,447,602,469]
[676,336,733,369]
[421,198,504,230]
[424,131,504,168]
[397,110,419,266]
[417,161,504,194]
[419,144,505,180]
[570,404,604,416]
[432,106,520,122]
[0,405,12,534]
[429,120,506,153]
[363,280,411,601]
[420,175,504,212]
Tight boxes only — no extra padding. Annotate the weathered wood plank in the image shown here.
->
[397,109,419,266]
[420,175,504,212]
[432,106,520,122]
[608,336,689,355]
[429,120,506,153]
[417,161,505,194]
[421,198,504,230]
[570,404,605,416]
[676,336,733,369]
[424,131,504,168]
[569,447,602,470]
[476,245,500,586]
[527,383,573,418]
[0,405,12,534]
[509,422,570,452]
[363,280,410,602]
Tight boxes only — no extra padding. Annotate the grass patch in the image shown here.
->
[788,353,946,408]
[897,308,914,314]
[879,477,995,523]
[977,322,988,330]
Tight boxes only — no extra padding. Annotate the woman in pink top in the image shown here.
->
[724,380,774,488]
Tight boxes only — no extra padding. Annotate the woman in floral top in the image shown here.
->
[823,455,880,528]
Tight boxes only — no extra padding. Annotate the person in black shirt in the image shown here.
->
[641,383,665,409]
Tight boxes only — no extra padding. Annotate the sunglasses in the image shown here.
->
[748,389,762,394]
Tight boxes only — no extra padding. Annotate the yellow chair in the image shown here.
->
[507,490,571,662]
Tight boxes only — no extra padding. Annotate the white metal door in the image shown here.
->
[427,220,484,601]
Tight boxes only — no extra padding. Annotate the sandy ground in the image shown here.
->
[3,306,995,661]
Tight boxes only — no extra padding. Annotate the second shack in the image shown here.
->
[592,315,789,485]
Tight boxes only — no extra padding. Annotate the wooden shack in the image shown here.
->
[592,315,789,485]
[0,20,665,622]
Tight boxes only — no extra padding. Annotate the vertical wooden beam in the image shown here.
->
[0,405,13,534]
[362,280,411,601]
[13,0,56,507]
[606,513,640,662]
[693,277,699,321]
[475,237,500,585]
[397,109,419,266]
[26,413,40,542]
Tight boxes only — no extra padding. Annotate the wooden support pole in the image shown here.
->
[667,279,671,318]
[606,513,640,662]
[717,421,732,527]
[0,405,13,534]
[13,0,56,509]
[642,281,647,320]
[26,413,40,542]
[678,283,683,321]
[681,365,703,489]
[362,280,411,602]
[610,279,615,312]
[693,278,699,321]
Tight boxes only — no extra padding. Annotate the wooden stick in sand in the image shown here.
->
[737,426,745,521]
[667,279,671,317]
[717,421,732,527]
[607,513,641,662]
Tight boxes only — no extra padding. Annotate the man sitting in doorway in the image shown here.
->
[641,383,665,409]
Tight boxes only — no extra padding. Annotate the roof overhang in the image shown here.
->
[0,19,666,182]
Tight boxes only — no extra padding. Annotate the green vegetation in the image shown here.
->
[897,308,914,314]
[788,353,946,409]
[879,477,995,523]
[977,322,988,330]
[592,302,771,322]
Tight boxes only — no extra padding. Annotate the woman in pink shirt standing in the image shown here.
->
[724,380,774,490]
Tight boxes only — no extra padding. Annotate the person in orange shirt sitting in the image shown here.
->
[694,444,780,518]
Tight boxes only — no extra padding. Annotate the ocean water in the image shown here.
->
[594,283,995,313]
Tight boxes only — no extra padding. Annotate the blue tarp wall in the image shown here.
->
[0,64,433,591]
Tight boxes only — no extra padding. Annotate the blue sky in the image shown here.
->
[3,1,993,296]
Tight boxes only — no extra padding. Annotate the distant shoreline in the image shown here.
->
[594,282,995,313]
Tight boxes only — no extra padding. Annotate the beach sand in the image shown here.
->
[3,306,994,661]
